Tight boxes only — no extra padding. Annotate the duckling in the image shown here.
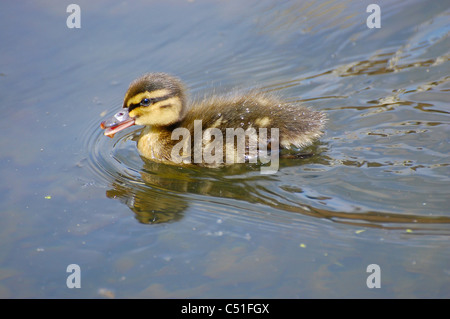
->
[101,73,326,168]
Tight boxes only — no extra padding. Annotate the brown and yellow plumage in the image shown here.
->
[101,73,326,167]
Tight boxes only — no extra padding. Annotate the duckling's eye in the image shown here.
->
[140,98,151,106]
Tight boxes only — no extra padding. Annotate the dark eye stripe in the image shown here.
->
[128,103,140,113]
[127,93,176,112]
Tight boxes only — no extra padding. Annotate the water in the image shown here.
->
[0,0,449,298]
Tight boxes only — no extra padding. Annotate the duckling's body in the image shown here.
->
[101,73,326,167]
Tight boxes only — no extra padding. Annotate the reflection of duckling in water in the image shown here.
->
[106,180,187,224]
[101,73,326,167]
[106,147,327,224]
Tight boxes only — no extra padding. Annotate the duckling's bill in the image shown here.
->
[100,109,135,138]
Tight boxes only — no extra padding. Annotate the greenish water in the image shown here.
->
[0,0,449,298]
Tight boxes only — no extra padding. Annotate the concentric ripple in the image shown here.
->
[84,112,143,185]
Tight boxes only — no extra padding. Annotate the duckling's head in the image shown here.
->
[124,73,187,126]
[101,73,186,137]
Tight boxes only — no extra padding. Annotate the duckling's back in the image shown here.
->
[181,90,326,149]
